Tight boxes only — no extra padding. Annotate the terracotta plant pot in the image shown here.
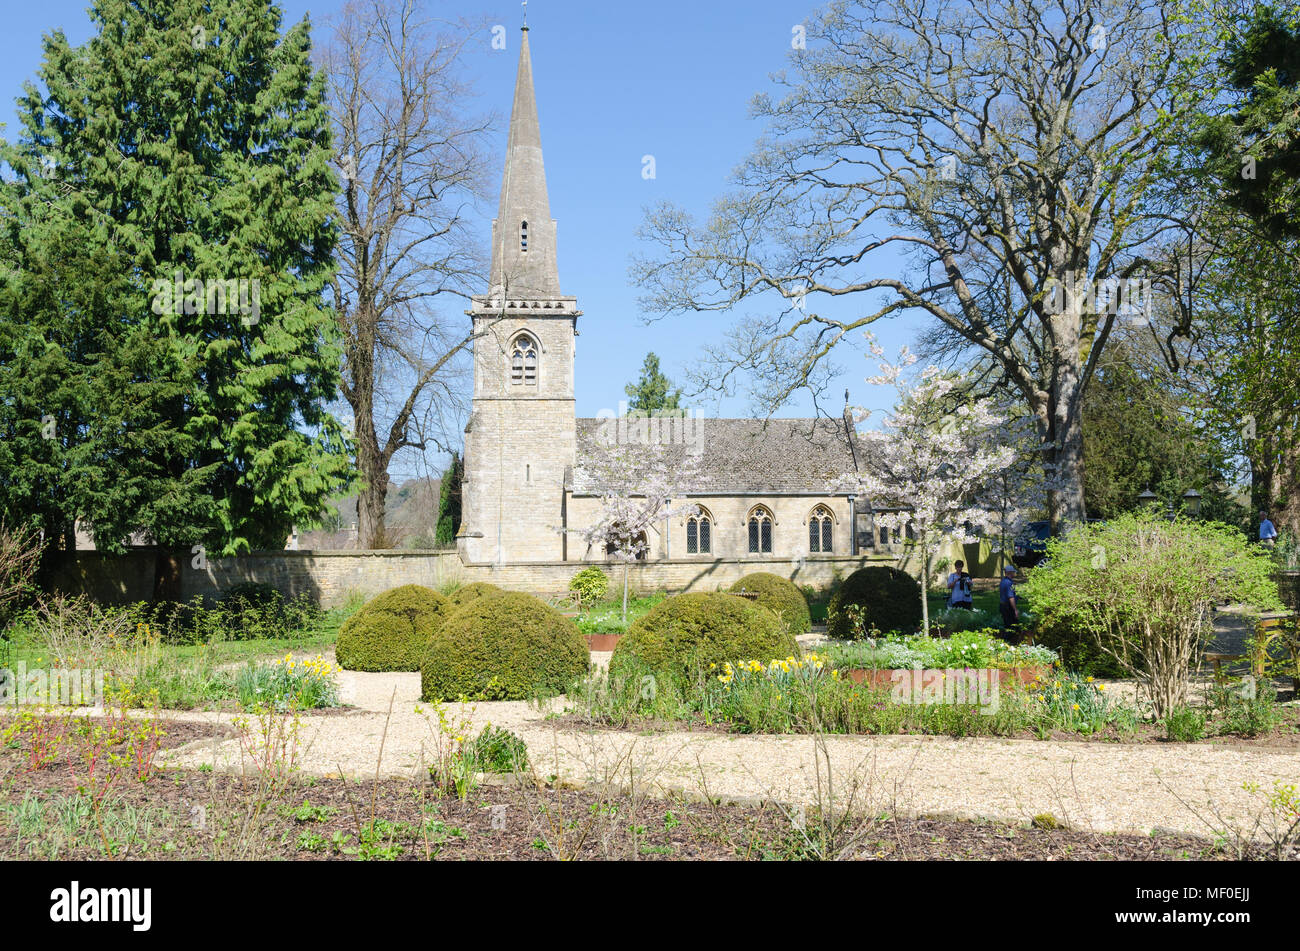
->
[999,666,1050,687]
[584,633,623,652]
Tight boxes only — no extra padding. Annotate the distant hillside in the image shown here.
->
[295,476,445,550]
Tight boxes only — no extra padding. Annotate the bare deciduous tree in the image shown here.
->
[0,522,41,630]
[324,0,493,548]
[633,0,1190,531]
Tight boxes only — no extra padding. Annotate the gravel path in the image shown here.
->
[151,656,1300,842]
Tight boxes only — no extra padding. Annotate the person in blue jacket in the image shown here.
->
[998,565,1020,636]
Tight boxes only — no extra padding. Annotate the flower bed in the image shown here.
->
[824,629,1058,675]
[235,653,341,712]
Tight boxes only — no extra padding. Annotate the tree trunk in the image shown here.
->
[356,458,390,551]
[152,547,183,603]
[921,546,931,638]
[622,563,630,624]
[1254,427,1300,538]
[1037,318,1089,535]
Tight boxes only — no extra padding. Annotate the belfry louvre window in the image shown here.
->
[808,505,833,553]
[747,507,773,554]
[510,335,537,385]
[520,220,528,252]
[686,511,712,554]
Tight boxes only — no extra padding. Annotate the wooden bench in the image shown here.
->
[1204,652,1246,681]
[547,595,583,620]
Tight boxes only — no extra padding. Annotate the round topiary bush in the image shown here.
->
[445,582,506,611]
[610,592,799,684]
[421,592,589,701]
[826,566,922,638]
[729,572,811,634]
[569,566,610,604]
[336,584,450,672]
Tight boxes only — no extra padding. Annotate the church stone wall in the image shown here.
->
[565,494,857,562]
[55,550,907,608]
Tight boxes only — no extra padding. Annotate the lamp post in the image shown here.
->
[1137,485,1202,519]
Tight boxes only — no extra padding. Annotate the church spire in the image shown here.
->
[491,26,560,299]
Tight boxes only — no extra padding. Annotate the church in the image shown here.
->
[457,28,905,578]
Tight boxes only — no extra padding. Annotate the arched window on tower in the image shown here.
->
[808,505,834,553]
[747,506,773,554]
[520,220,528,252]
[510,334,537,385]
[686,508,712,555]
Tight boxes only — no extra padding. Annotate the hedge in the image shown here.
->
[729,572,811,634]
[335,585,449,671]
[826,566,922,638]
[610,592,799,684]
[421,592,589,701]
[445,582,507,611]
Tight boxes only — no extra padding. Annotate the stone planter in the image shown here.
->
[584,633,623,652]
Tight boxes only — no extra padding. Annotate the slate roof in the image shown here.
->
[571,416,862,495]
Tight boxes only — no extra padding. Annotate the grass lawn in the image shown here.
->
[927,588,1002,618]
[575,593,667,634]
[4,605,350,671]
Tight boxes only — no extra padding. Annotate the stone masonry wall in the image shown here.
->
[55,550,903,608]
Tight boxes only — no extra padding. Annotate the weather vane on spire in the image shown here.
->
[522,0,528,28]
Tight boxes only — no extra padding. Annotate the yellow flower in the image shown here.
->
[1097,684,1106,691]
[1072,703,1080,711]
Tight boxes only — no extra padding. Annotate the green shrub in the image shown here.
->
[610,592,799,685]
[221,582,281,606]
[421,592,589,701]
[1210,682,1285,737]
[336,585,449,672]
[445,582,506,611]
[464,726,530,773]
[1163,705,1207,742]
[729,573,812,634]
[569,566,610,604]
[1032,619,1128,678]
[1023,511,1281,718]
[826,566,922,638]
[123,592,321,645]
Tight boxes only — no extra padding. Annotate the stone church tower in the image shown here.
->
[459,27,579,564]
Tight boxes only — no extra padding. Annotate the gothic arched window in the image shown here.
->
[747,506,773,554]
[686,508,712,555]
[510,334,537,385]
[808,505,834,553]
[605,524,647,561]
[520,220,528,252]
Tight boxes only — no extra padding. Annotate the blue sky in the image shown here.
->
[0,0,920,475]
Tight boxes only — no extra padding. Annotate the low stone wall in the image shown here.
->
[455,554,898,600]
[55,549,904,607]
